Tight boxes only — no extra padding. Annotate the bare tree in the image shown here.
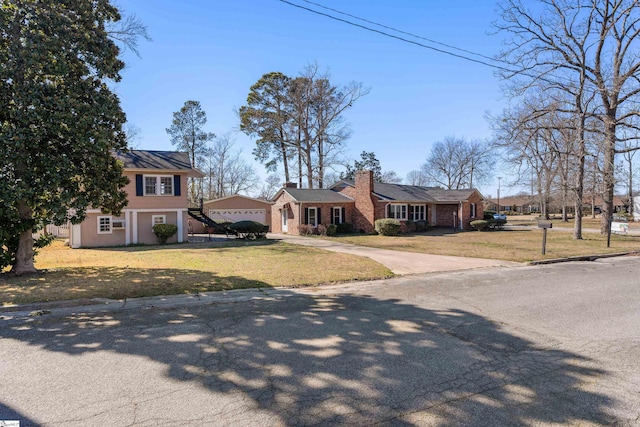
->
[405,170,429,186]
[381,170,403,184]
[256,174,282,201]
[202,134,258,199]
[421,136,493,189]
[495,0,640,237]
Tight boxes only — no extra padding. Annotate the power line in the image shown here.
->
[277,0,618,97]
[277,0,516,73]
[299,0,500,64]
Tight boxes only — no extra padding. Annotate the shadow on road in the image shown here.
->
[2,292,618,425]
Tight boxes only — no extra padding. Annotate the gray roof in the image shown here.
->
[115,150,193,171]
[335,180,477,203]
[284,188,353,203]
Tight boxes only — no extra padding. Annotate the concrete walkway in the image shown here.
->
[270,233,521,275]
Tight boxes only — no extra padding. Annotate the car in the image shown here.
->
[493,213,507,221]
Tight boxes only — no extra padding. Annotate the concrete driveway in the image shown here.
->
[270,233,520,274]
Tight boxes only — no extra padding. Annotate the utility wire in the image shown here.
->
[278,0,616,96]
[300,0,501,64]
[277,0,516,73]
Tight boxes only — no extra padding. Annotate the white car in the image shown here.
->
[493,213,507,221]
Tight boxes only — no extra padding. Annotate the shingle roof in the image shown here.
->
[115,150,193,171]
[336,180,476,203]
[285,188,353,203]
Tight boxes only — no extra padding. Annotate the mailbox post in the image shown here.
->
[538,221,552,255]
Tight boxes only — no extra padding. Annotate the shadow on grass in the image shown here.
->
[0,267,271,305]
[1,292,621,425]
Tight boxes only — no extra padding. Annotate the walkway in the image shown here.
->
[269,233,520,275]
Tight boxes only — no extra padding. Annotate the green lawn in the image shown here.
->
[0,239,392,305]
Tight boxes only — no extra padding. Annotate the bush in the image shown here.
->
[325,224,337,236]
[298,224,314,236]
[229,220,268,239]
[483,211,496,220]
[317,224,327,236]
[153,223,178,244]
[374,218,401,236]
[336,222,353,234]
[414,220,430,232]
[470,220,489,231]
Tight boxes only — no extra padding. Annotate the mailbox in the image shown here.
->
[538,221,552,229]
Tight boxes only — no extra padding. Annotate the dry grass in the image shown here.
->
[506,215,640,230]
[0,239,392,305]
[325,228,640,263]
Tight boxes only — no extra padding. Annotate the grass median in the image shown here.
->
[0,239,393,306]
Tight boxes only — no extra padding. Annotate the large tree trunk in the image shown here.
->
[12,201,37,275]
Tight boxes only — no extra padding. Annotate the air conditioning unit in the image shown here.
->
[112,219,126,229]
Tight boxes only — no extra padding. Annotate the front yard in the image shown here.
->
[324,228,640,262]
[0,239,392,305]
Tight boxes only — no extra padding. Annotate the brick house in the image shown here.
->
[271,170,484,234]
[69,150,203,248]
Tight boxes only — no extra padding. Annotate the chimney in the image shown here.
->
[354,170,375,233]
[283,182,297,189]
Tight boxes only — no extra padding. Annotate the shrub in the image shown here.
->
[470,220,489,231]
[414,220,429,232]
[483,211,496,220]
[317,224,327,236]
[374,218,401,236]
[298,224,314,236]
[153,223,178,244]
[336,222,353,234]
[325,224,337,236]
[229,220,268,239]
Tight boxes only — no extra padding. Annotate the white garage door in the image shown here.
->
[208,209,267,224]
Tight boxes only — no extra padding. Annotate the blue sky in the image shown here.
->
[116,0,510,198]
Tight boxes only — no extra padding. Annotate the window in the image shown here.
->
[144,175,173,196]
[152,215,166,227]
[388,204,407,220]
[470,203,477,219]
[332,207,343,224]
[410,205,425,221]
[97,216,112,234]
[308,207,318,227]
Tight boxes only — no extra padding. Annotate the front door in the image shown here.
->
[281,209,288,232]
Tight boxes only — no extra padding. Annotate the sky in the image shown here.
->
[115,0,512,198]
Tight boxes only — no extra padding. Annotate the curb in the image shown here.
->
[529,251,640,265]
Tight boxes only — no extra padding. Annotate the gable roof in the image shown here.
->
[278,188,353,203]
[333,180,479,203]
[203,194,273,205]
[115,150,204,177]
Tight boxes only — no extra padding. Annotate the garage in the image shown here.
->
[202,194,273,230]
[208,208,267,224]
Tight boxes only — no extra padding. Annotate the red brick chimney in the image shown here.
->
[283,182,297,189]
[354,170,375,233]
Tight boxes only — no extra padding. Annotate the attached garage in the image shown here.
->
[202,194,273,230]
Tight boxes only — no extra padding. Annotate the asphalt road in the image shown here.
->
[2,257,640,426]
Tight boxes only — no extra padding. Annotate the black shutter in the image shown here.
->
[174,175,181,196]
[317,207,321,225]
[409,205,414,220]
[304,208,309,225]
[341,207,345,224]
[136,174,143,196]
[330,208,335,225]
[387,204,392,218]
